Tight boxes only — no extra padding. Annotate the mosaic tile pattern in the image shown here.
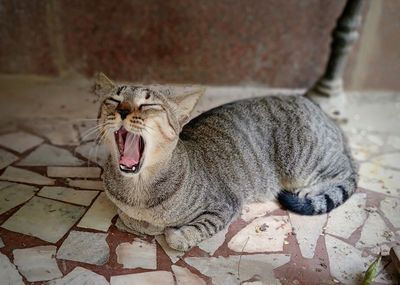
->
[0,90,399,285]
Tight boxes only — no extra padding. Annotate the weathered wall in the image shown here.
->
[0,0,398,90]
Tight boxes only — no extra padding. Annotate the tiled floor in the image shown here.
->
[0,76,399,284]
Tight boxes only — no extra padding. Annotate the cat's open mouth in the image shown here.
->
[114,126,145,174]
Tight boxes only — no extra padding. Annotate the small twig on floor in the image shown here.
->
[237,236,250,281]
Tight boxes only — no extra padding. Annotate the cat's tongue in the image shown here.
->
[119,132,141,168]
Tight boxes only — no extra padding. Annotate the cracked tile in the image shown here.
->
[0,149,18,169]
[0,182,37,214]
[325,193,367,239]
[155,235,184,263]
[185,254,290,285]
[2,196,85,243]
[228,216,291,253]
[77,193,117,231]
[48,266,109,285]
[0,131,43,153]
[38,186,98,206]
[67,179,103,190]
[25,119,80,145]
[380,197,400,228]
[57,231,109,265]
[355,212,396,250]
[326,235,374,285]
[77,121,98,142]
[387,135,400,150]
[0,166,55,185]
[116,238,157,269]
[172,265,206,285]
[371,153,400,170]
[13,245,62,282]
[241,201,280,222]
[110,271,174,285]
[47,166,101,178]
[18,144,84,166]
[289,212,326,259]
[359,162,400,197]
[198,227,228,255]
[75,141,108,166]
[0,252,24,285]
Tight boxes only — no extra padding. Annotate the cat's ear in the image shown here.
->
[93,72,116,97]
[171,88,205,126]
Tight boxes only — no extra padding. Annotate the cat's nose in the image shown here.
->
[117,109,130,120]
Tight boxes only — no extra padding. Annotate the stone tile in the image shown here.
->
[116,238,157,269]
[38,186,98,206]
[67,179,104,190]
[75,141,108,166]
[2,196,85,243]
[371,153,400,170]
[355,212,396,250]
[380,197,400,228]
[25,119,80,146]
[198,227,228,255]
[0,149,18,169]
[0,182,37,214]
[47,266,109,285]
[241,201,280,222]
[77,193,117,231]
[171,265,206,285]
[325,193,367,239]
[18,144,84,166]
[155,235,184,263]
[242,282,263,285]
[359,162,400,197]
[228,216,291,253]
[0,252,24,285]
[0,166,55,185]
[57,231,109,265]
[289,212,327,259]
[0,131,43,153]
[387,135,400,150]
[110,271,175,285]
[326,235,374,285]
[77,121,98,142]
[47,166,101,178]
[185,253,290,285]
[13,245,62,282]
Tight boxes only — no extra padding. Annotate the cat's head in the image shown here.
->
[94,73,204,177]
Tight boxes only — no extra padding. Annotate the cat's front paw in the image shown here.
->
[164,227,194,251]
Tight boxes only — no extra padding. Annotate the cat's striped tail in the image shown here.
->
[277,173,358,215]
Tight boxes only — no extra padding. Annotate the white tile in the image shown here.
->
[48,266,109,285]
[155,235,184,263]
[325,193,367,239]
[67,179,104,190]
[110,271,175,285]
[241,201,280,222]
[356,212,396,250]
[116,239,157,269]
[2,196,85,243]
[387,135,400,150]
[0,252,24,285]
[26,119,80,146]
[13,245,62,282]
[228,216,291,253]
[0,149,18,169]
[171,265,206,285]
[289,212,326,259]
[198,227,228,255]
[57,231,109,265]
[77,193,117,231]
[75,141,108,166]
[0,182,37,214]
[185,254,290,285]
[380,197,400,228]
[38,186,98,206]
[326,235,374,285]
[0,166,55,185]
[17,144,84,166]
[0,131,43,153]
[47,166,101,178]
[359,162,400,197]
[77,121,98,142]
[371,153,400,170]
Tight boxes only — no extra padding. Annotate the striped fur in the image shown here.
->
[97,79,357,251]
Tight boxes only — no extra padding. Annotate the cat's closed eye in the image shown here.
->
[139,104,163,111]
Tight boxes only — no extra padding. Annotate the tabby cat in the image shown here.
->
[95,73,358,251]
